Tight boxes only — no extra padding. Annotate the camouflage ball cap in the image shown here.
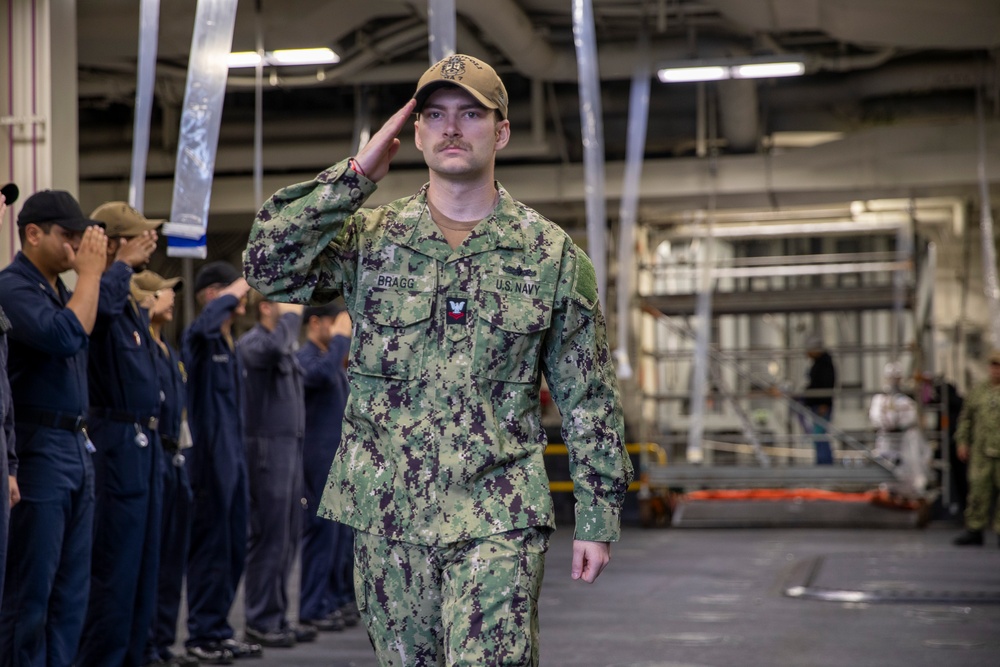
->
[413,54,508,119]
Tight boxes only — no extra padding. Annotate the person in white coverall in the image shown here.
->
[869,362,931,494]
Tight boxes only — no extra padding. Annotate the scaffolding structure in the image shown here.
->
[629,199,966,515]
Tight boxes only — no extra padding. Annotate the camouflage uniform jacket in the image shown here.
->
[244,158,633,546]
[955,380,1000,459]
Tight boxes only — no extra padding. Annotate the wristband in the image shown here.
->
[350,158,367,178]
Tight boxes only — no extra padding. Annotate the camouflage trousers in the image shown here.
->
[964,453,1000,532]
[353,527,550,667]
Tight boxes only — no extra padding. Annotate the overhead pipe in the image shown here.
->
[975,90,1000,346]
[427,0,456,63]
[252,0,263,206]
[615,30,651,380]
[128,0,160,212]
[572,0,609,314]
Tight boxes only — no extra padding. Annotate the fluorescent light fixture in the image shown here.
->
[270,48,340,66]
[658,55,807,84]
[732,61,805,79]
[227,47,340,68]
[227,51,262,68]
[658,66,729,83]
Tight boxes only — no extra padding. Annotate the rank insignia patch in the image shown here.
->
[446,298,468,324]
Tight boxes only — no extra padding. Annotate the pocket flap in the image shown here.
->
[361,288,433,327]
[477,290,551,334]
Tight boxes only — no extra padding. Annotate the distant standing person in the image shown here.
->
[182,262,260,663]
[77,202,161,667]
[296,302,356,632]
[132,271,197,667]
[868,362,931,493]
[800,334,836,465]
[237,293,315,648]
[952,349,1000,547]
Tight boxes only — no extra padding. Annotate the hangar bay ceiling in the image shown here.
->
[73,0,1000,230]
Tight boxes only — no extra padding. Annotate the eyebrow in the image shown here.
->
[422,101,487,113]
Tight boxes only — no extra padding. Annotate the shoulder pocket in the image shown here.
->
[353,288,433,380]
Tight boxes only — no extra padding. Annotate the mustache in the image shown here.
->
[434,140,471,152]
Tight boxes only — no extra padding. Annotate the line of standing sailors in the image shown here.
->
[0,190,356,667]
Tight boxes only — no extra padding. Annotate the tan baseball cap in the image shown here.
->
[413,54,508,120]
[90,201,164,238]
[131,270,182,302]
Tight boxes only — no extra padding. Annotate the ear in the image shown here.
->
[414,118,423,150]
[494,119,511,151]
[23,223,42,246]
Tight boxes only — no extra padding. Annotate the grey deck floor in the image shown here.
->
[177,521,1000,666]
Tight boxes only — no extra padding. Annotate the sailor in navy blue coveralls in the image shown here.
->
[77,202,162,667]
[0,195,15,606]
[0,190,107,666]
[0,296,14,608]
[297,302,355,629]
[182,262,258,662]
[238,297,307,645]
[132,272,193,666]
[0,195,9,599]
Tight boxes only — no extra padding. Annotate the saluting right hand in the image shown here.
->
[330,310,352,338]
[220,276,251,300]
[353,99,417,183]
[69,226,108,277]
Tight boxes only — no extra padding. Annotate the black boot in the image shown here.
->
[953,529,984,546]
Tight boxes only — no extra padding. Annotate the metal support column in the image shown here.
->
[0,0,79,264]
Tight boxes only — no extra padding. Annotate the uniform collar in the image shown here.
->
[388,182,526,261]
[12,251,68,304]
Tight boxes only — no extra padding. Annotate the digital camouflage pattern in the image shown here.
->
[353,527,547,666]
[244,158,633,546]
[954,381,1000,532]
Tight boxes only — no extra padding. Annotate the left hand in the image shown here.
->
[9,475,19,507]
[115,230,158,269]
[571,540,611,583]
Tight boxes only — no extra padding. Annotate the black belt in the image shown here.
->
[15,407,87,432]
[89,408,159,431]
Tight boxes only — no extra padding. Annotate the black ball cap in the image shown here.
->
[304,299,346,321]
[194,260,241,293]
[17,189,104,232]
[1,183,18,205]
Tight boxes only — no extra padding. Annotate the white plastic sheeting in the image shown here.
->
[128,0,160,213]
[428,0,456,63]
[164,0,238,259]
[614,32,651,380]
[976,94,1000,346]
[572,0,609,314]
[686,230,716,465]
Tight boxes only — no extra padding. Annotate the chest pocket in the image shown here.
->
[473,289,552,384]
[353,288,433,380]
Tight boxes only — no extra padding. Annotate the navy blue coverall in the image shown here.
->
[78,262,163,667]
[146,334,192,664]
[182,295,248,646]
[296,335,352,623]
[0,252,95,667]
[237,312,305,634]
[0,305,16,605]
